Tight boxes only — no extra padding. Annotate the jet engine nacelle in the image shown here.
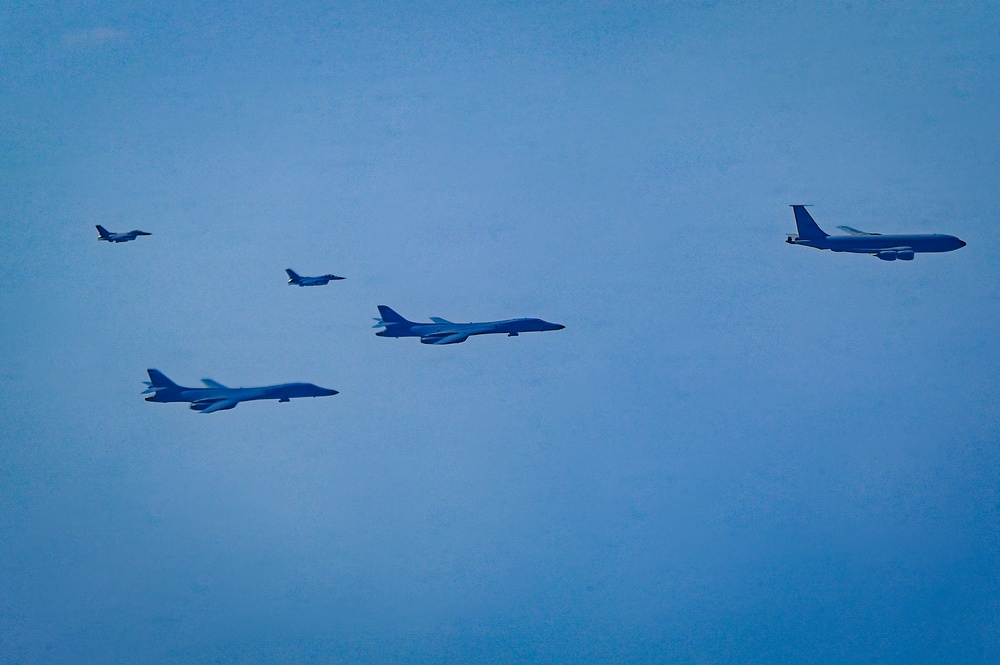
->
[876,249,914,261]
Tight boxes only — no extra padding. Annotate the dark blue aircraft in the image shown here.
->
[285,269,345,286]
[96,225,151,243]
[142,369,338,413]
[373,306,565,345]
[785,205,966,261]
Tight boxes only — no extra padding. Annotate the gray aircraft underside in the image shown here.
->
[373,306,565,345]
[142,369,338,413]
[286,269,345,286]
[785,205,965,260]
[96,225,152,243]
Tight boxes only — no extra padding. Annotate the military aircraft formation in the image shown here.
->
[98,204,964,413]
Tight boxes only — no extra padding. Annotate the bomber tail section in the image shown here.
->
[143,369,185,401]
[373,305,415,336]
[790,205,829,240]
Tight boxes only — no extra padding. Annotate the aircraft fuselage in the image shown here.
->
[373,307,565,344]
[789,233,966,253]
[142,370,337,413]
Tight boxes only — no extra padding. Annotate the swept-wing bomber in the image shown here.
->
[785,205,965,260]
[285,269,345,286]
[373,306,564,345]
[96,225,151,243]
[142,369,337,413]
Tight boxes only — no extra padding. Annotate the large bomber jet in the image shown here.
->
[373,306,565,345]
[142,369,337,413]
[785,205,965,261]
[96,225,151,243]
[286,269,345,286]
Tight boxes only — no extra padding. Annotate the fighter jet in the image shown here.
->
[373,306,565,345]
[96,225,151,243]
[785,205,966,261]
[285,269,345,286]
[142,369,338,413]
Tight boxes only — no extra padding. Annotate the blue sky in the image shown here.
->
[2,2,999,662]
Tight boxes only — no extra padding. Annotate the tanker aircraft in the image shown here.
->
[96,225,151,243]
[373,306,564,345]
[785,205,965,261]
[286,269,345,286]
[142,369,338,413]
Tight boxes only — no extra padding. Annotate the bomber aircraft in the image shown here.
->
[142,369,337,413]
[286,268,345,286]
[96,225,151,243]
[373,306,565,345]
[785,205,965,261]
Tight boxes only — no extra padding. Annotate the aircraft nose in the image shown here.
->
[958,239,967,248]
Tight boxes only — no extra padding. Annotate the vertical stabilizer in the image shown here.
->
[96,225,111,239]
[146,369,180,388]
[285,269,301,282]
[790,205,828,239]
[376,306,412,325]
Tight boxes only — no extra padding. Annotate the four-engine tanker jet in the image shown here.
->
[142,369,338,413]
[96,225,152,243]
[286,269,345,286]
[373,305,565,345]
[785,205,966,261]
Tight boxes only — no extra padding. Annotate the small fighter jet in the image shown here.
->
[142,369,338,413]
[96,225,152,243]
[373,306,565,345]
[285,269,345,286]
[785,205,966,261]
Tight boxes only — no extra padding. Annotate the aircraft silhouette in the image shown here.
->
[96,225,151,243]
[285,269,345,286]
[786,205,965,260]
[142,369,337,413]
[373,306,564,345]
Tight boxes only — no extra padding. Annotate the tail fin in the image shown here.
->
[376,306,412,325]
[790,205,828,239]
[96,225,111,239]
[285,269,301,282]
[146,369,180,389]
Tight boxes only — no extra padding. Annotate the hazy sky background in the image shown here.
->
[2,1,998,662]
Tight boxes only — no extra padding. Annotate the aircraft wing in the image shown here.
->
[201,379,228,389]
[837,225,881,236]
[421,332,469,345]
[193,399,240,413]
[429,317,454,324]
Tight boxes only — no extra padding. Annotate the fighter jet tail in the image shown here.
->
[790,205,829,239]
[285,269,301,283]
[96,225,112,240]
